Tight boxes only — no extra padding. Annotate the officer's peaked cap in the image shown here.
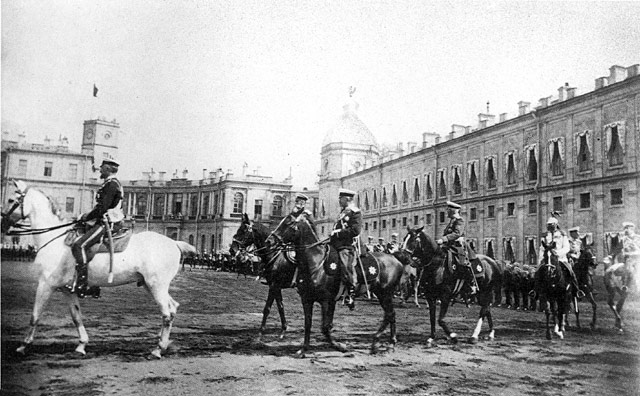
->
[295,193,309,201]
[446,201,461,209]
[546,217,559,225]
[101,158,119,167]
[338,188,356,198]
[392,233,398,237]
[568,226,580,232]
[623,222,635,229]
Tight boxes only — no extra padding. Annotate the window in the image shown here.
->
[44,161,53,177]
[233,192,244,214]
[272,196,284,216]
[487,205,495,218]
[486,158,496,189]
[364,192,370,210]
[553,196,563,213]
[527,147,538,181]
[607,125,624,166]
[402,181,409,203]
[211,235,215,253]
[439,211,446,223]
[373,221,377,230]
[373,190,378,209]
[611,188,623,205]
[201,194,209,217]
[392,185,398,206]
[188,235,194,245]
[453,167,462,195]
[254,199,263,216]
[506,153,516,185]
[527,238,537,265]
[154,195,165,217]
[413,179,420,202]
[68,163,78,181]
[65,197,74,213]
[507,202,515,216]
[402,217,407,227]
[190,194,198,217]
[426,174,433,200]
[438,169,447,197]
[364,222,369,231]
[201,235,206,252]
[173,193,183,216]
[136,193,148,217]
[470,207,477,221]
[382,187,388,207]
[577,133,592,172]
[486,240,495,259]
[551,140,564,176]
[413,215,418,224]
[213,194,219,215]
[392,218,396,228]
[17,159,27,177]
[426,213,432,225]
[357,194,361,208]
[579,193,591,209]
[382,219,387,229]
[469,163,478,192]
[528,199,537,215]
[504,238,515,262]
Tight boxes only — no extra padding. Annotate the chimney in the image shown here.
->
[609,65,628,84]
[202,169,208,179]
[242,162,248,176]
[396,142,404,155]
[566,87,577,99]
[226,168,233,178]
[450,124,465,140]
[422,132,438,148]
[499,113,508,122]
[537,96,552,109]
[477,113,495,129]
[158,171,166,181]
[626,64,640,77]
[435,135,441,145]
[44,136,51,146]
[595,76,608,90]
[558,83,569,102]
[407,141,417,153]
[182,169,188,178]
[518,101,531,116]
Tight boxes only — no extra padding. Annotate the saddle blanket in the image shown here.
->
[470,259,484,277]
[65,228,133,256]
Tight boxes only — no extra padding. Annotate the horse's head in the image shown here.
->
[402,226,439,267]
[1,180,30,233]
[268,214,300,246]
[578,244,597,269]
[231,213,254,255]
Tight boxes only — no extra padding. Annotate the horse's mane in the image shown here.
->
[251,222,271,246]
[30,188,65,221]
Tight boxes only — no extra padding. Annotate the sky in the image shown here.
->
[2,1,640,189]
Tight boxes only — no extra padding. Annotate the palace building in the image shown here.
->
[316,64,640,264]
[1,120,317,253]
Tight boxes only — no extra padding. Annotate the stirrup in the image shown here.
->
[576,289,585,299]
[343,294,355,310]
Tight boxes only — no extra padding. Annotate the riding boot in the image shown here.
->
[73,261,88,299]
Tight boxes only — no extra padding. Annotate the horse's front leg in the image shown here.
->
[296,300,313,358]
[437,296,457,344]
[17,281,56,355]
[470,293,493,344]
[553,300,564,339]
[322,300,347,353]
[573,295,581,329]
[544,299,552,340]
[274,288,288,339]
[426,297,438,347]
[259,287,277,336]
[149,288,179,359]
[372,290,396,354]
[66,293,89,355]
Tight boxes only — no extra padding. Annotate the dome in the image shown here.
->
[322,100,379,149]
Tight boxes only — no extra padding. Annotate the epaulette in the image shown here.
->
[348,206,360,213]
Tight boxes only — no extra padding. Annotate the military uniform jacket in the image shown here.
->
[442,215,465,244]
[623,234,640,258]
[386,241,399,253]
[85,176,124,223]
[539,230,570,264]
[331,205,362,250]
[568,237,582,260]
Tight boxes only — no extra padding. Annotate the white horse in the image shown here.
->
[1,180,195,358]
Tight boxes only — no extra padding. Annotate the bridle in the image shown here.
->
[1,190,27,228]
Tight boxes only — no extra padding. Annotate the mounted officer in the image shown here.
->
[538,216,584,298]
[386,233,400,254]
[436,201,477,295]
[330,188,361,310]
[621,222,640,291]
[290,193,315,230]
[567,226,582,264]
[70,158,124,298]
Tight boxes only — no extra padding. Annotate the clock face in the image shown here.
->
[85,130,94,140]
[104,131,112,140]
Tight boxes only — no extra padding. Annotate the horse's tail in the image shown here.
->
[176,241,198,258]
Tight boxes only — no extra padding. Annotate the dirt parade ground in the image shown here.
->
[2,259,639,396]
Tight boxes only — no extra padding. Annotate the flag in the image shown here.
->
[93,84,98,97]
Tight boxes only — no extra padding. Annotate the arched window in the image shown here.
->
[578,133,592,171]
[453,167,462,195]
[402,181,409,203]
[506,153,516,185]
[373,190,378,208]
[607,125,624,166]
[527,148,537,181]
[425,173,433,199]
[413,179,420,202]
[364,192,370,211]
[551,141,563,176]
[382,187,388,207]
[272,195,283,217]
[438,170,447,197]
[233,192,244,214]
[392,185,398,206]
[469,163,478,192]
[486,158,496,189]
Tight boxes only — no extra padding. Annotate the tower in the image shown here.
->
[81,119,120,165]
[317,90,379,234]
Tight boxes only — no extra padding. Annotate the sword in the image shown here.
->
[103,214,115,283]
[354,236,371,300]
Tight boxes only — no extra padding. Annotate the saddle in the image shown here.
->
[65,227,133,263]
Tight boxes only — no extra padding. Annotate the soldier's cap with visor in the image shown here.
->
[338,188,356,198]
[546,217,559,225]
[568,226,580,232]
[446,201,461,209]
[368,236,374,241]
[378,237,384,241]
[295,193,309,201]
[623,222,635,229]
[101,158,119,167]
[392,233,398,238]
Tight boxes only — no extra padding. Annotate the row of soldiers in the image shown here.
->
[364,234,401,254]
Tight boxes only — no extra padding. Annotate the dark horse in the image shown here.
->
[602,234,634,332]
[270,214,404,356]
[535,239,571,340]
[231,214,296,339]
[402,226,503,345]
[571,242,598,329]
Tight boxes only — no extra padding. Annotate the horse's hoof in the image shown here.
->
[75,344,87,356]
[546,333,552,340]
[150,348,162,359]
[468,337,478,344]
[16,345,26,355]
[449,335,458,344]
[295,350,306,359]
[555,332,564,340]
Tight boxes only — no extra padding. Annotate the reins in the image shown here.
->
[5,220,79,236]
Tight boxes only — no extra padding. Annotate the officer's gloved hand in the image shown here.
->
[436,239,443,245]
[331,229,340,236]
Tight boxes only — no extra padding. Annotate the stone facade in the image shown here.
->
[317,65,640,263]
